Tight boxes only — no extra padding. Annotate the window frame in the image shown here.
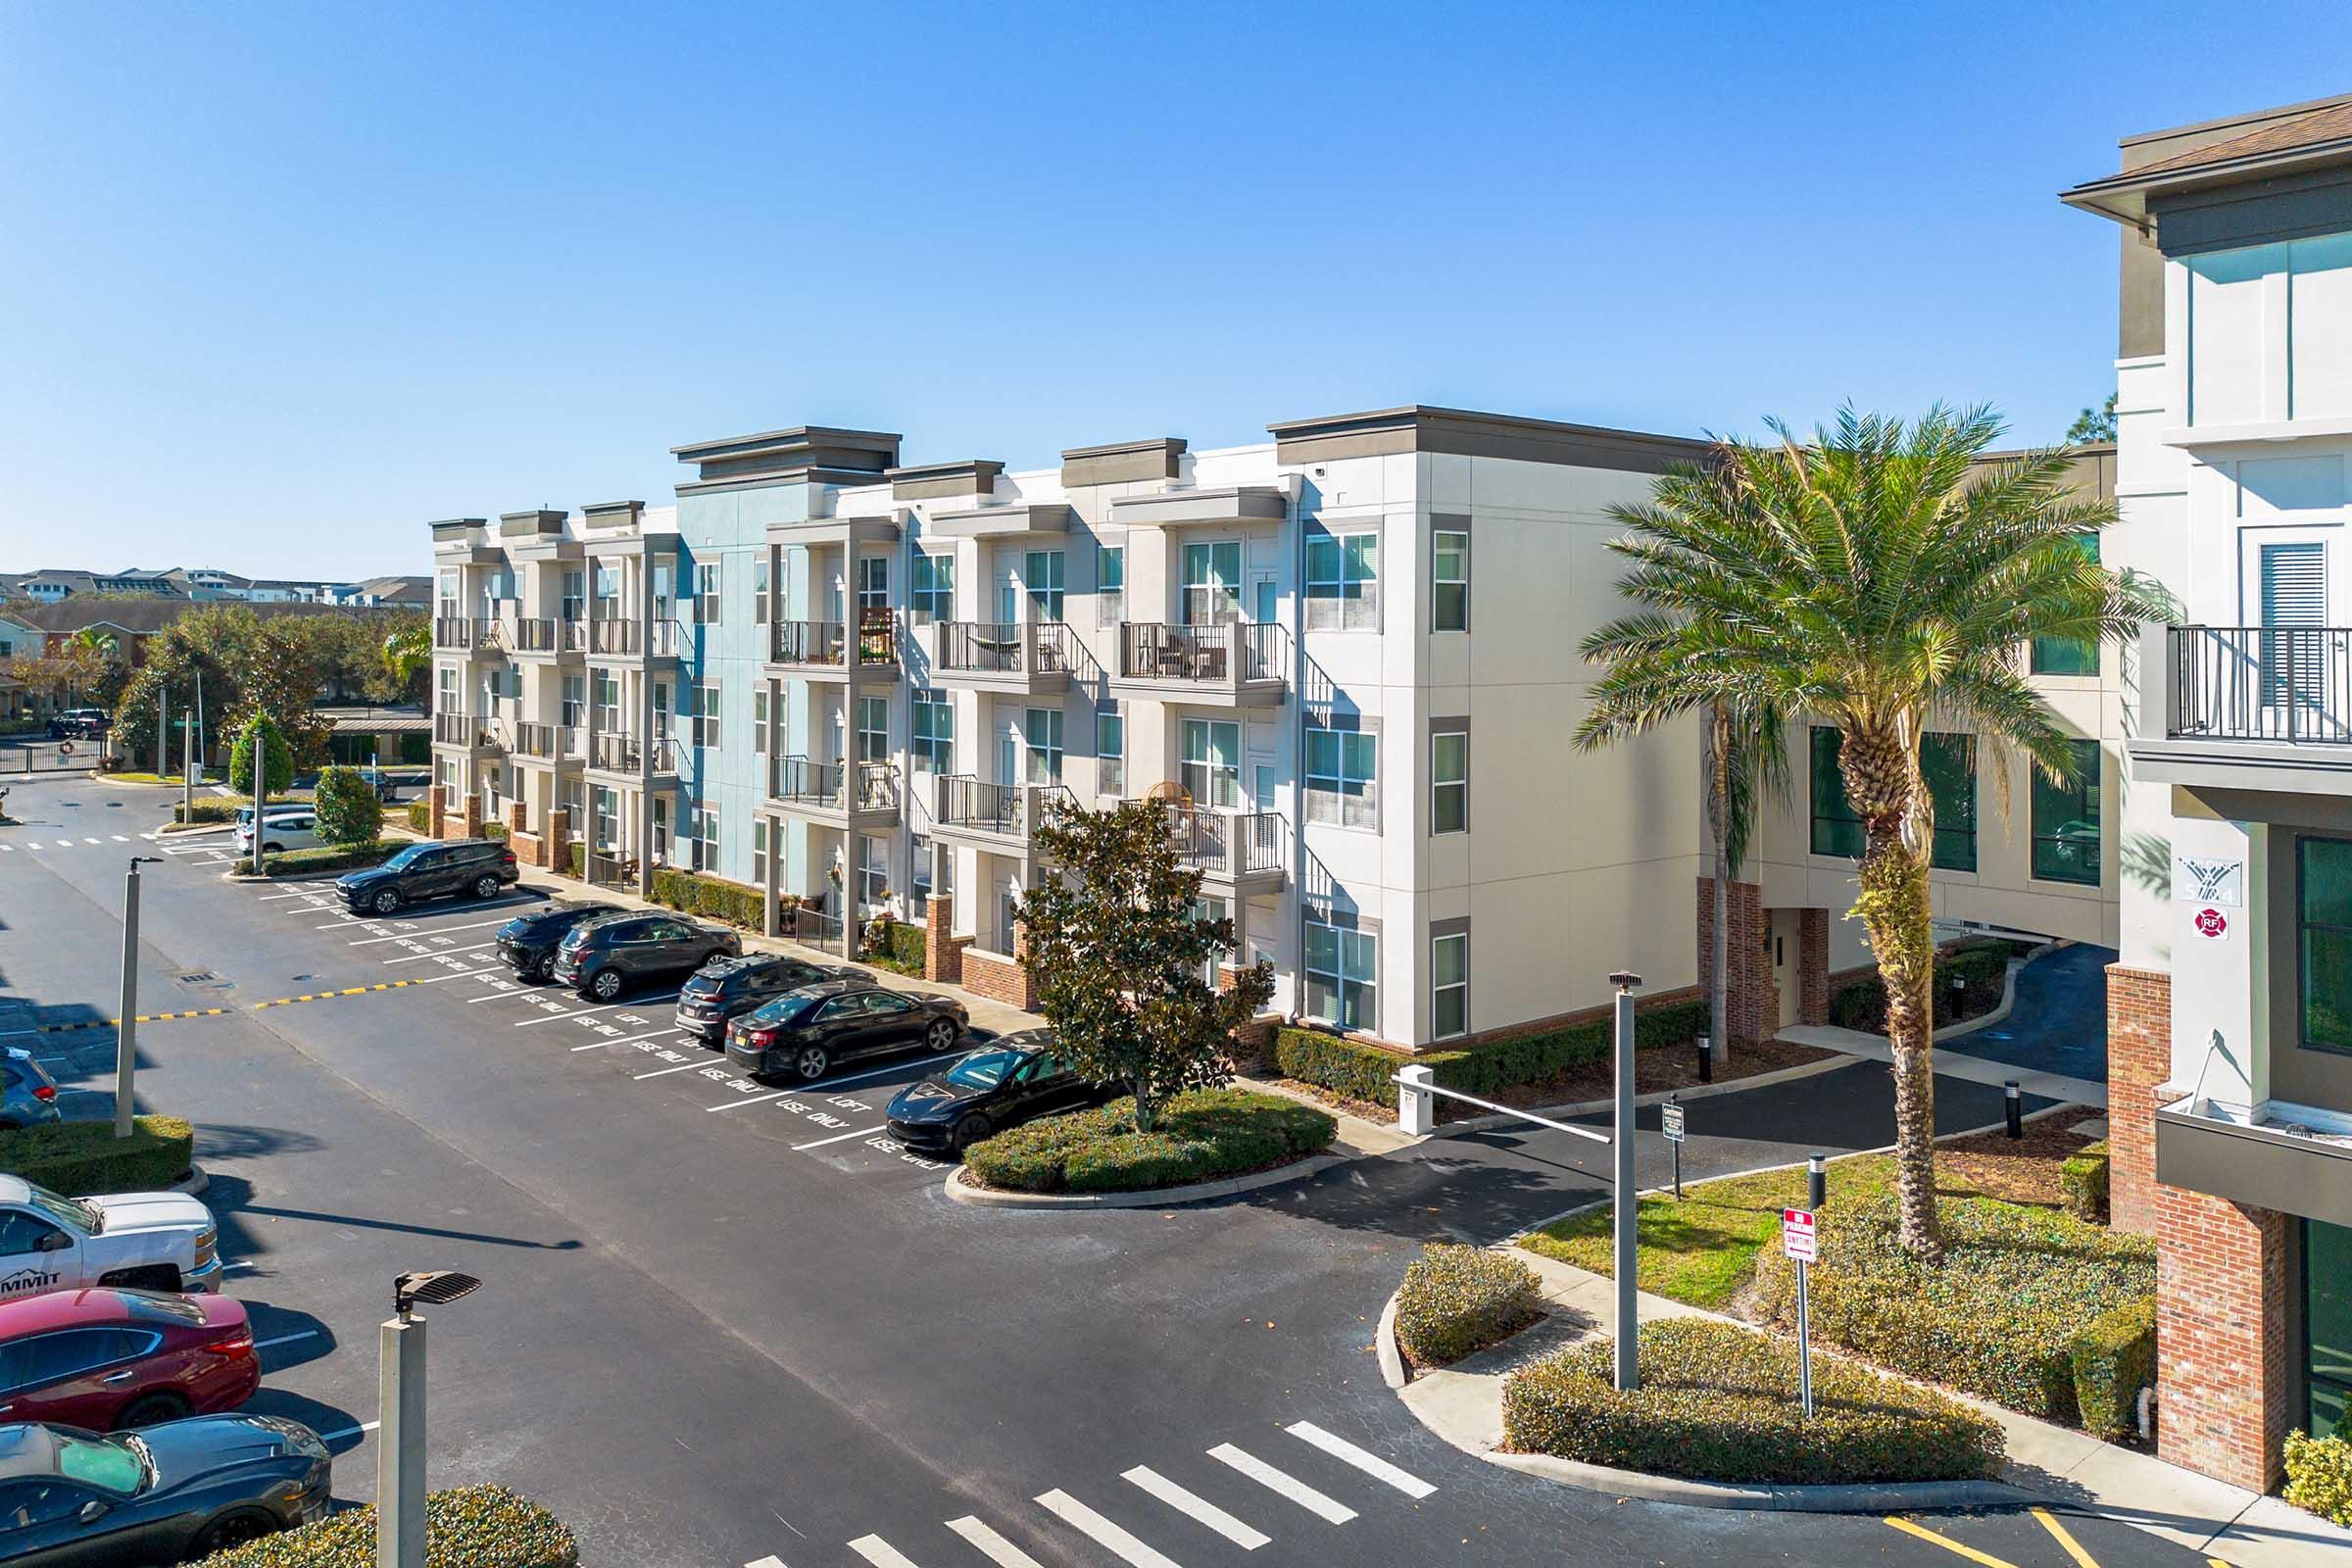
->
[1096,543,1125,627]
[2297,836,2352,1057]
[2029,738,2103,887]
[1024,550,1065,622]
[2029,532,2100,676]
[1303,527,1380,631]
[691,680,722,752]
[1304,717,1379,830]
[911,688,954,774]
[693,804,719,872]
[1303,913,1379,1034]
[1096,707,1125,799]
[911,552,955,623]
[695,561,722,625]
[1431,515,1470,633]
[1024,706,1063,785]
[1179,718,1240,809]
[1431,719,1468,835]
[1431,919,1470,1041]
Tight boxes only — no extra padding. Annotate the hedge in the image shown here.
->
[0,1116,194,1191]
[2285,1430,2352,1528]
[1501,1318,2004,1485]
[646,866,763,928]
[2069,1297,2155,1440]
[963,1088,1335,1193]
[1752,1191,2154,1425]
[405,799,432,834]
[172,798,245,825]
[1827,940,2013,1033]
[262,839,400,877]
[0,716,44,737]
[1273,996,1711,1109]
[313,765,383,847]
[883,918,926,973]
[2061,1139,2111,1224]
[196,1485,575,1568]
[1393,1244,1542,1367]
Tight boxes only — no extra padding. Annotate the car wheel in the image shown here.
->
[925,1018,957,1053]
[371,887,402,915]
[952,1112,993,1154]
[264,841,283,854]
[116,1392,191,1431]
[531,954,555,984]
[186,1510,281,1560]
[591,968,624,1002]
[793,1044,830,1083]
[472,873,500,900]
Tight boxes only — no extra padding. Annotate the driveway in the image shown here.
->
[1942,942,2116,1084]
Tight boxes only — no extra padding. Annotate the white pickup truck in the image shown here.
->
[0,1176,222,1299]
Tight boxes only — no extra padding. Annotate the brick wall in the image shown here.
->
[922,896,969,984]
[1695,877,1771,1047]
[959,948,1035,1011]
[428,784,448,840]
[1798,907,1832,1025]
[2154,1183,2292,1491]
[507,803,545,869]
[547,808,571,876]
[2106,963,2172,1235]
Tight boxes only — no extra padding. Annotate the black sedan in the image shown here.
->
[0,1415,330,1565]
[724,980,967,1084]
[495,901,623,983]
[673,955,853,1046]
[884,1030,1110,1154]
[550,912,742,1002]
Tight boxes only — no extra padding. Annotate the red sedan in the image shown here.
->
[0,1288,258,1431]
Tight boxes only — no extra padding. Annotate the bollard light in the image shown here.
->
[1694,1034,1713,1085]
[1807,1152,1826,1212]
[2004,1080,2024,1141]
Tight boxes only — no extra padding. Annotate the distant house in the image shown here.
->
[322,575,432,608]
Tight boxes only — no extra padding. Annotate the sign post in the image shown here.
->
[1783,1207,1817,1417]
[1609,970,1641,1394]
[1660,1096,1685,1200]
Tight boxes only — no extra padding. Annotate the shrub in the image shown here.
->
[0,716,43,737]
[648,866,763,928]
[1393,1244,1542,1367]
[406,799,432,834]
[1827,941,2013,1034]
[0,1116,194,1191]
[173,798,245,825]
[228,714,294,798]
[1752,1191,2154,1425]
[2285,1430,2352,1528]
[1273,996,1711,1109]
[2069,1297,2155,1440]
[1500,1318,2004,1485]
[2061,1139,2111,1224]
[263,839,399,877]
[196,1485,575,1568]
[313,766,383,847]
[962,1088,1336,1194]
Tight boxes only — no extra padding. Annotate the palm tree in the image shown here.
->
[68,627,118,659]
[380,621,429,698]
[1575,407,2165,1260]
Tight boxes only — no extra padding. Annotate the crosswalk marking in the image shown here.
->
[110,834,126,841]
[1122,1467,1267,1549]
[847,1536,920,1568]
[1034,1492,1183,1568]
[1283,1422,1435,1499]
[82,837,99,844]
[1205,1445,1355,1524]
[944,1517,1045,1568]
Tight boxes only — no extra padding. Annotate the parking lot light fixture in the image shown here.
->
[115,856,163,1140]
[1609,969,1641,1393]
[380,1270,483,1568]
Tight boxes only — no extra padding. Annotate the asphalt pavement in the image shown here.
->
[0,773,2222,1568]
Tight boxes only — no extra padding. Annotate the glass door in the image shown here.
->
[1183,542,1243,625]
[1180,719,1240,808]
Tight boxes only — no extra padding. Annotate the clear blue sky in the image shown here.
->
[3,2,2348,579]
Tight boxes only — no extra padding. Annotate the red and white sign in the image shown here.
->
[2193,906,2230,942]
[1782,1208,1817,1263]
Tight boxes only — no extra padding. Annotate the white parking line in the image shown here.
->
[81,837,100,844]
[257,890,318,901]
[708,1090,793,1113]
[946,1517,1047,1568]
[1283,1423,1434,1498]
[1122,1466,1267,1549]
[316,1419,381,1443]
[790,1123,887,1152]
[796,1051,965,1095]
[466,985,532,1004]
[254,1330,321,1350]
[110,835,127,842]
[515,995,672,1027]
[632,1059,712,1079]
[572,1029,681,1053]
[1205,1445,1355,1524]
[744,1558,788,1568]
[848,1537,919,1568]
[1033,1492,1182,1568]
[349,916,516,945]
[382,942,499,963]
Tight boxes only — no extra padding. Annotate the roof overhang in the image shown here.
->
[2061,138,2352,231]
[1107,486,1288,530]
[923,502,1075,541]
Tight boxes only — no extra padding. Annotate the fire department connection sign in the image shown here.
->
[2193,906,2230,941]
[1782,1208,1817,1262]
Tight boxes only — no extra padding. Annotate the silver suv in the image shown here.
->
[0,1049,62,1130]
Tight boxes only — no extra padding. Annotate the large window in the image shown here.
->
[2307,1218,2352,1440]
[858,834,889,912]
[1431,723,1468,835]
[561,674,584,730]
[1304,531,1379,630]
[693,804,719,872]
[561,569,584,624]
[1025,550,1065,621]
[857,556,889,615]
[752,819,768,886]
[592,672,620,733]
[2030,738,2102,885]
[911,553,954,622]
[1180,719,1239,809]
[1432,928,1469,1039]
[912,689,953,773]
[1183,541,1242,625]
[1097,545,1124,626]
[593,787,619,852]
[1305,917,1377,1032]
[1432,526,1470,632]
[2030,533,2099,675]
[1025,707,1062,785]
[696,562,722,625]
[691,681,721,751]
[2299,838,2352,1055]
[1097,708,1124,798]
[753,559,770,625]
[752,688,770,756]
[1809,728,1977,872]
[1305,720,1378,829]
[858,696,889,764]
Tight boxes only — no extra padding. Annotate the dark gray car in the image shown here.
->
[334,840,518,916]
[0,1415,330,1566]
[0,1055,60,1134]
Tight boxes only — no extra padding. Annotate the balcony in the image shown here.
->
[933,621,1071,695]
[433,616,471,651]
[927,775,1074,852]
[2132,624,2352,796]
[511,618,586,659]
[1110,621,1287,708]
[763,755,902,830]
[768,612,898,683]
[512,721,584,764]
[584,731,677,778]
[432,712,497,750]
[587,619,639,659]
[1166,806,1286,892]
[2157,1091,2352,1230]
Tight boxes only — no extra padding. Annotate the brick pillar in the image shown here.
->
[506,802,537,867]
[547,808,571,877]
[923,895,962,984]
[1797,907,1832,1026]
[1694,877,1770,1048]
[459,791,482,841]
[2106,963,2173,1235]
[2154,1185,2293,1490]
[428,784,448,840]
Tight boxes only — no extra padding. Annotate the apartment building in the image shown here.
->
[2066,92,2352,1489]
[1711,443,2125,1045]
[428,406,1710,1049]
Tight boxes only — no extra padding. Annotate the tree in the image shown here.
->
[313,765,383,847]
[241,620,330,766]
[1019,801,1276,1134]
[229,712,294,798]
[377,615,431,703]
[1702,698,1788,1059]
[2067,392,2118,445]
[1575,407,2167,1260]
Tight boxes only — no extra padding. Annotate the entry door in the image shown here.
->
[2241,532,2344,738]
[1183,543,1243,625]
[651,798,669,865]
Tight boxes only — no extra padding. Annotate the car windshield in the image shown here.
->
[120,1291,209,1326]
[945,1050,1025,1090]
[55,1432,148,1494]
[381,844,430,870]
[23,1182,98,1235]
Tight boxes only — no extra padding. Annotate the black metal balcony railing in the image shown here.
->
[1168,807,1284,878]
[432,712,486,746]
[772,620,848,665]
[932,776,1075,837]
[513,722,583,760]
[511,617,559,653]
[1119,621,1286,684]
[939,621,1070,676]
[770,755,901,813]
[590,620,639,656]
[2169,625,2352,743]
[589,732,676,772]
[433,616,471,650]
[559,617,586,653]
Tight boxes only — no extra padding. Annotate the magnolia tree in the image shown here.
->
[229,713,295,799]
[1019,801,1275,1134]
[313,765,383,847]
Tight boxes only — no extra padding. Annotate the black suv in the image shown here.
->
[549,912,743,1002]
[674,954,854,1045]
[335,839,519,916]
[723,979,968,1084]
[496,900,623,982]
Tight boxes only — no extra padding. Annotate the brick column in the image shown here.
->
[2105,963,2173,1235]
[1694,877,1770,1048]
[507,801,540,867]
[1797,907,1832,1026]
[428,784,448,840]
[922,895,964,983]
[547,808,571,877]
[2154,1185,2293,1490]
[459,791,482,841]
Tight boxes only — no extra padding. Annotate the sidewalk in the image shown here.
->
[1396,1250,2352,1566]
[1780,1022,2109,1108]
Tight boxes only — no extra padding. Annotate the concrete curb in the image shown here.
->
[1433,1053,1856,1138]
[171,1165,210,1197]
[944,1150,1348,1209]
[1375,1292,1407,1390]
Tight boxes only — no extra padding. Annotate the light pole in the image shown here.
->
[1609,968,1642,1392]
[379,1270,482,1568]
[116,857,162,1139]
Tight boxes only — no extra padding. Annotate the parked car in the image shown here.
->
[334,839,517,916]
[0,1180,220,1300]
[724,980,967,1084]
[0,1054,61,1133]
[673,955,854,1046]
[45,711,110,740]
[0,1415,330,1563]
[549,913,741,1003]
[884,1030,1110,1155]
[0,1290,257,1431]
[232,809,319,858]
[494,901,623,983]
